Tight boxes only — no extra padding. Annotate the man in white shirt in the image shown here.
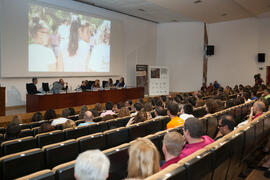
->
[179,104,194,121]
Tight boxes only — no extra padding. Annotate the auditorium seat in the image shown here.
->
[20,129,34,138]
[16,169,54,180]
[243,124,256,159]
[0,127,6,135]
[103,144,130,180]
[0,148,45,179]
[193,107,207,118]
[264,116,270,138]
[77,133,106,152]
[207,116,218,139]
[87,123,100,134]
[147,165,187,180]
[161,116,171,129]
[52,161,75,180]
[19,124,30,130]
[254,118,264,145]
[36,130,65,147]
[93,117,102,122]
[145,118,164,134]
[69,115,79,121]
[128,123,148,141]
[63,126,89,140]
[29,122,43,129]
[1,136,37,156]
[74,120,84,126]
[96,121,109,132]
[105,127,129,149]
[42,140,79,169]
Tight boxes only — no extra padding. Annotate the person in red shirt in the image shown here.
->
[161,131,185,169]
[179,117,214,160]
[249,101,265,121]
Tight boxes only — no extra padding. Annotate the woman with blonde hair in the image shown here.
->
[127,138,160,179]
[62,120,76,129]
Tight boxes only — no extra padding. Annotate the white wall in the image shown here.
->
[156,17,270,92]
[0,0,157,107]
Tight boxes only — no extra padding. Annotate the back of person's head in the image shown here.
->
[105,101,113,110]
[219,115,235,132]
[5,123,21,140]
[144,102,153,112]
[10,115,22,125]
[155,106,167,116]
[155,99,163,107]
[102,114,114,121]
[62,120,76,129]
[205,99,218,114]
[44,109,57,120]
[184,117,203,139]
[133,110,147,124]
[79,105,88,119]
[90,109,99,117]
[254,101,265,113]
[94,103,103,112]
[138,98,145,105]
[134,103,143,112]
[167,102,179,116]
[62,108,71,118]
[84,111,94,122]
[118,107,130,117]
[225,99,235,109]
[38,123,55,134]
[183,104,193,114]
[75,150,110,180]
[161,95,167,103]
[31,112,43,122]
[128,138,160,178]
[69,107,75,116]
[116,102,125,110]
[163,131,185,157]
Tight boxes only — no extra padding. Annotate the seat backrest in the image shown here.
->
[16,169,54,180]
[36,130,65,147]
[104,145,130,180]
[0,148,45,179]
[1,136,37,156]
[207,117,218,139]
[145,119,164,135]
[193,107,207,118]
[128,123,147,141]
[29,122,42,129]
[42,140,79,169]
[243,124,256,159]
[75,120,85,126]
[20,124,30,130]
[255,118,264,145]
[52,161,75,180]
[87,123,100,134]
[20,129,34,138]
[0,127,6,135]
[95,121,109,132]
[64,126,89,140]
[77,133,106,152]
[161,116,170,129]
[105,127,129,149]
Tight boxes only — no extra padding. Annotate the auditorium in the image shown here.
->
[1,0,270,179]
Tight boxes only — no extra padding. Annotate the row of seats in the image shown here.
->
[13,101,254,180]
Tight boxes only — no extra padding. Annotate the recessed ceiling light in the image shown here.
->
[138,9,145,12]
[193,0,202,4]
[221,13,227,17]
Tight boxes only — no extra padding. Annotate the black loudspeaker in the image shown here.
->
[258,53,265,63]
[206,45,214,56]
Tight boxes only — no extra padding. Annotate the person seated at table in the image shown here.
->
[52,79,68,93]
[78,111,95,127]
[116,77,125,88]
[100,101,115,117]
[106,78,114,88]
[27,77,41,94]
[92,79,100,89]
[80,81,87,91]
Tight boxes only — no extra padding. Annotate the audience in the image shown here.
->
[166,102,184,129]
[215,115,235,140]
[31,112,43,122]
[205,99,219,115]
[100,101,115,117]
[179,103,194,121]
[62,120,76,129]
[78,105,88,119]
[130,102,143,117]
[44,109,57,120]
[102,114,114,121]
[5,123,21,140]
[126,110,147,126]
[154,106,167,118]
[61,108,71,118]
[118,107,130,117]
[10,115,22,125]
[144,102,153,120]
[161,131,185,169]
[179,117,214,160]
[68,107,75,116]
[38,123,55,134]
[74,150,110,180]
[78,111,95,126]
[249,101,265,121]
[127,138,160,179]
[94,103,103,112]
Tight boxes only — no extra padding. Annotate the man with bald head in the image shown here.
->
[78,111,95,127]
[250,101,265,121]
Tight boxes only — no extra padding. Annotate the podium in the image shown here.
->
[0,87,5,116]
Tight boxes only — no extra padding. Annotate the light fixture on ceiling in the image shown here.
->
[193,0,202,4]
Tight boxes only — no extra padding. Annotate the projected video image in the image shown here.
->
[28,4,111,72]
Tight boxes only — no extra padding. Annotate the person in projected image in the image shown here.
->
[88,21,110,72]
[58,16,91,72]
[29,17,57,72]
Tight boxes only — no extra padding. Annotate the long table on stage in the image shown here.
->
[26,87,144,113]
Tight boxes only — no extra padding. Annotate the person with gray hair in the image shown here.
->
[78,111,95,127]
[250,101,265,121]
[74,150,110,180]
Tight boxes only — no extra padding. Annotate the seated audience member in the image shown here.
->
[62,120,76,129]
[130,103,143,117]
[90,109,99,117]
[154,106,167,118]
[74,150,110,180]
[44,109,57,120]
[78,111,95,127]
[126,110,147,127]
[205,99,219,115]
[118,107,130,117]
[138,98,145,105]
[117,77,125,88]
[51,117,68,126]
[144,102,153,120]
[179,117,214,159]
[61,108,71,118]
[249,101,265,121]
[251,91,258,100]
[100,102,115,117]
[155,98,163,107]
[166,102,185,129]
[125,100,132,108]
[243,92,251,102]
[179,104,194,121]
[38,123,55,134]
[10,115,22,125]
[216,99,225,111]
[69,107,75,116]
[215,115,235,140]
[5,123,21,140]
[102,114,114,121]
[161,132,185,169]
[263,89,270,100]
[196,98,205,107]
[225,99,235,109]
[28,77,41,94]
[127,138,160,179]
[114,102,125,113]
[31,112,43,122]
[78,105,88,119]
[94,103,103,112]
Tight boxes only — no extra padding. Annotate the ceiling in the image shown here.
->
[74,0,270,23]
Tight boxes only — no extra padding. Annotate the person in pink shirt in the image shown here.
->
[100,101,115,118]
[179,117,214,160]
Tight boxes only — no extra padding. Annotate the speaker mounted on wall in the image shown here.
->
[206,45,214,56]
[258,53,265,63]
